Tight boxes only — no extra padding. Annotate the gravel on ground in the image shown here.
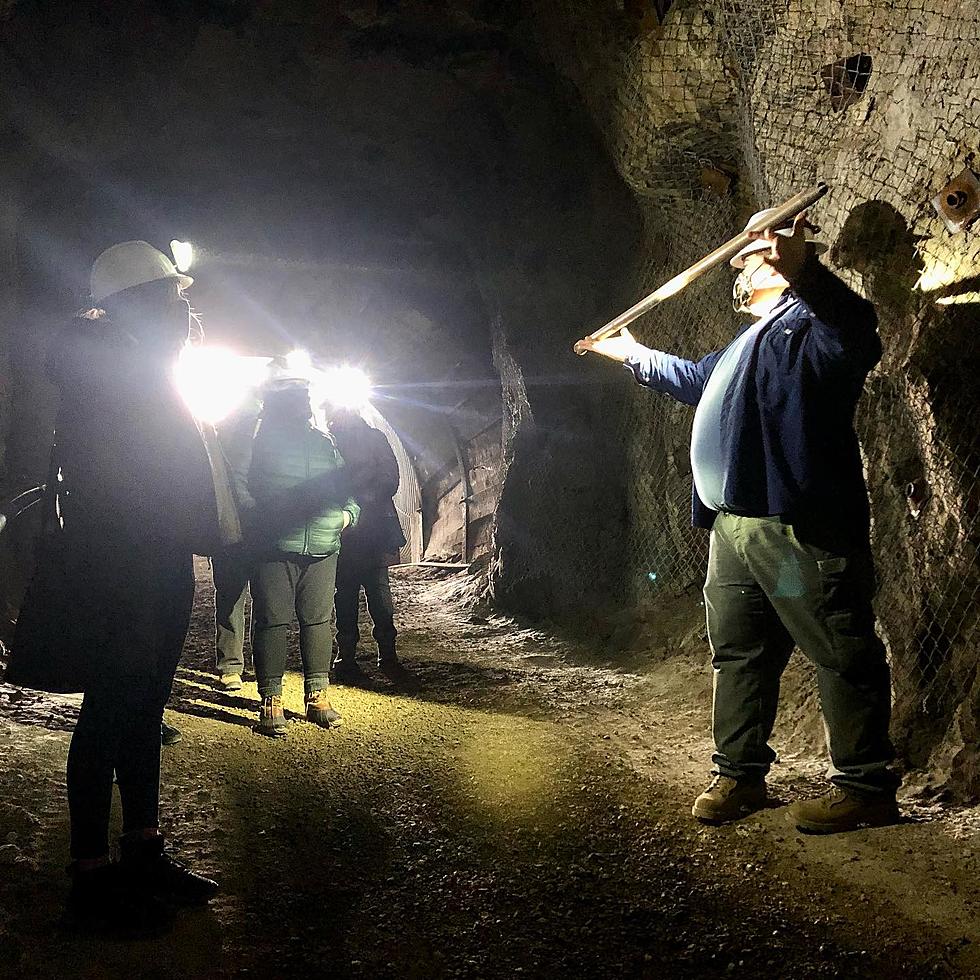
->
[0,563,977,978]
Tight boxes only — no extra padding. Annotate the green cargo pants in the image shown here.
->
[704,513,898,797]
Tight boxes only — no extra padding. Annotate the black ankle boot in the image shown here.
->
[378,651,415,687]
[377,642,400,671]
[119,834,219,906]
[161,720,182,746]
[332,653,369,686]
[67,861,173,937]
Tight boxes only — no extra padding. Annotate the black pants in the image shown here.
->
[251,554,337,697]
[335,555,397,662]
[67,554,195,860]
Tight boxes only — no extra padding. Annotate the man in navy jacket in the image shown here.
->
[579,211,899,833]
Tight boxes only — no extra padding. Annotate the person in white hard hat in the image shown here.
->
[42,241,222,932]
[578,211,900,834]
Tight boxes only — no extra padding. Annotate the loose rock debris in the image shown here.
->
[0,564,977,978]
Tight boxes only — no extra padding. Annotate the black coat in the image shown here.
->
[6,318,217,693]
[48,320,220,554]
[331,421,406,562]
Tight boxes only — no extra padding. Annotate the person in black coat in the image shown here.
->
[328,409,407,684]
[15,242,223,934]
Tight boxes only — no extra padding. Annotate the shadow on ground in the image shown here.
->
[0,563,977,978]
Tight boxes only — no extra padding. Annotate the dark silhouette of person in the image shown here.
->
[328,409,408,684]
[34,241,223,933]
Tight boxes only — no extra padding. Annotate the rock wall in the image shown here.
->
[516,0,980,794]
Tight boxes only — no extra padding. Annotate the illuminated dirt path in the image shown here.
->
[0,565,978,978]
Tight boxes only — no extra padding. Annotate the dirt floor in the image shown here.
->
[0,562,978,979]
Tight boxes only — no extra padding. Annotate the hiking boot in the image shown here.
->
[66,861,173,938]
[161,720,182,746]
[692,775,767,823]
[790,785,899,834]
[332,657,370,687]
[257,694,287,738]
[216,672,243,692]
[119,834,219,906]
[305,689,343,728]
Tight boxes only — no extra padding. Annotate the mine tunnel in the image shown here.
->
[1,1,980,977]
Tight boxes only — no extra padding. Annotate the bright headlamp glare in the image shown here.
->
[170,240,194,273]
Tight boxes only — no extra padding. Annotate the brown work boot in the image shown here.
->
[305,690,343,729]
[257,695,287,738]
[692,775,767,823]
[216,672,243,693]
[790,785,899,834]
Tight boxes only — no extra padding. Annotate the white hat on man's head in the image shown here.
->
[90,240,193,303]
[730,209,827,269]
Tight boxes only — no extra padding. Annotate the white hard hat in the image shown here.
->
[90,240,193,303]
[730,209,827,269]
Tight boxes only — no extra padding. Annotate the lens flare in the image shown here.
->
[285,348,313,376]
[175,345,270,424]
[320,365,373,409]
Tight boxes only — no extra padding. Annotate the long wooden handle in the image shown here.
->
[573,181,830,354]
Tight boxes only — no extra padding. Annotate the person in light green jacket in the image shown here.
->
[233,374,359,737]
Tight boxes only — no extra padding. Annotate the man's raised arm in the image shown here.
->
[577,327,719,406]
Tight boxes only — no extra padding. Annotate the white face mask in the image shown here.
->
[732,257,788,315]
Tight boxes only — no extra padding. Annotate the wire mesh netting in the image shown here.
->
[526,0,980,772]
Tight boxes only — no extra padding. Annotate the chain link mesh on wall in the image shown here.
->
[528,0,980,776]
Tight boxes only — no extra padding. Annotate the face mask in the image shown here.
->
[105,283,192,352]
[265,388,312,421]
[732,268,756,314]
[731,258,787,315]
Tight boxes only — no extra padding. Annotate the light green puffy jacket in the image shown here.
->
[241,416,360,557]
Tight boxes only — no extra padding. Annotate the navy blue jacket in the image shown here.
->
[624,259,881,540]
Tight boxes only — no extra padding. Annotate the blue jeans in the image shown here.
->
[334,555,397,662]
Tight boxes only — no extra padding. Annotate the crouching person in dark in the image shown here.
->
[329,409,407,685]
[232,371,359,737]
[37,242,222,933]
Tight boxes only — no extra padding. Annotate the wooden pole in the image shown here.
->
[573,181,829,354]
